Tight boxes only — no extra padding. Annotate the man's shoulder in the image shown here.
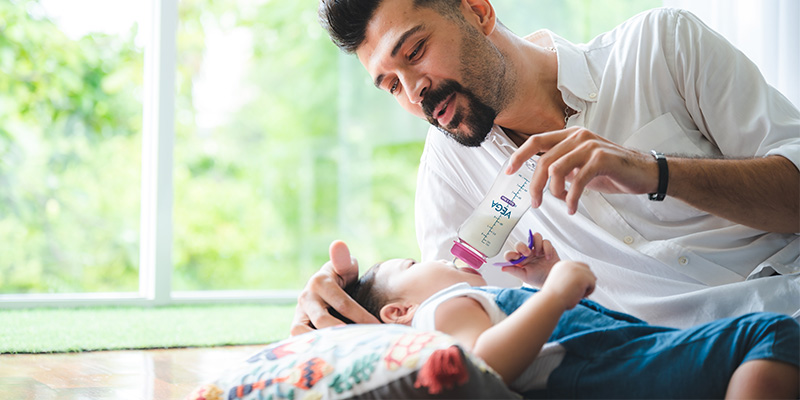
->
[610,7,701,37]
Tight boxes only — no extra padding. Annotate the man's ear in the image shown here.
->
[461,0,496,35]
[380,302,417,325]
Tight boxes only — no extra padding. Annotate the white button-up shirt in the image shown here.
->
[414,8,800,328]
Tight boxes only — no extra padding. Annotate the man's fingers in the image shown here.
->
[305,270,379,326]
[289,324,313,336]
[289,306,315,336]
[507,130,568,174]
[291,239,373,336]
[326,294,381,325]
[294,287,353,331]
[329,240,359,284]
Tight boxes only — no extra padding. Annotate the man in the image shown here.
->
[292,0,800,334]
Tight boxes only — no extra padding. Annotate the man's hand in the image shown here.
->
[500,232,560,288]
[506,127,657,215]
[290,240,380,336]
[539,261,596,310]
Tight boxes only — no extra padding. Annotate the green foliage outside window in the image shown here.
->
[0,0,143,293]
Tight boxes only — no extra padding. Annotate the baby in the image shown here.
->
[334,233,800,398]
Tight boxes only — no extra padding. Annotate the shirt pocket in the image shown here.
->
[622,113,710,222]
[623,112,716,157]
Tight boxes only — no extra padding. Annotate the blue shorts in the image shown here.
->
[528,312,799,399]
[478,287,799,399]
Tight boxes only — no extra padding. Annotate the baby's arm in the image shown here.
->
[501,232,560,287]
[436,261,595,385]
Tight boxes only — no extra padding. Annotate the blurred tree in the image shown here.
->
[0,0,143,293]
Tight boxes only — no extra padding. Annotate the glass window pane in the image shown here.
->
[173,0,350,291]
[0,0,145,294]
[493,0,661,42]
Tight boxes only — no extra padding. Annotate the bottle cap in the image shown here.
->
[450,240,486,269]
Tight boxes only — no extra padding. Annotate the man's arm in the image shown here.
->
[508,130,800,234]
[668,155,799,233]
[290,240,379,336]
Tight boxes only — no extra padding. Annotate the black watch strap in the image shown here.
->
[648,150,668,201]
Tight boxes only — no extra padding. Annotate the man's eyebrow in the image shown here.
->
[392,25,423,57]
[373,24,425,89]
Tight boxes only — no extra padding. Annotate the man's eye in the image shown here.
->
[389,79,399,94]
[409,40,424,61]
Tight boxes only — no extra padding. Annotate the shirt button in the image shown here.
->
[623,236,634,245]
[678,256,689,265]
[588,92,597,99]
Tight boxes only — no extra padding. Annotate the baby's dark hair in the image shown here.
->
[328,262,389,323]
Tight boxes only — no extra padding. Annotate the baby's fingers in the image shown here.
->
[542,240,558,260]
[500,265,528,281]
[514,241,533,257]
[531,232,545,256]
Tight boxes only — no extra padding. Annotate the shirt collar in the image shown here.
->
[486,125,518,155]
[547,30,600,107]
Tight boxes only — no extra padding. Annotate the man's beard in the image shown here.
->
[421,79,498,147]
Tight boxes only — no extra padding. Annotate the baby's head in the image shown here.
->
[333,258,487,324]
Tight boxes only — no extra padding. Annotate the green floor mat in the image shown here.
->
[0,304,296,354]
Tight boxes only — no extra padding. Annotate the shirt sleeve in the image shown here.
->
[666,8,800,168]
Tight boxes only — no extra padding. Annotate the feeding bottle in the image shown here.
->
[450,156,537,269]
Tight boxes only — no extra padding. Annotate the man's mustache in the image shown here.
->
[421,80,463,125]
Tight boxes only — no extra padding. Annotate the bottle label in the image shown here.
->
[491,200,512,219]
[456,157,537,258]
[500,195,516,207]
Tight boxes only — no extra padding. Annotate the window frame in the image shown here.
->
[0,0,298,308]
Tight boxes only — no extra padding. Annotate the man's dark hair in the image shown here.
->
[328,262,388,323]
[318,0,462,53]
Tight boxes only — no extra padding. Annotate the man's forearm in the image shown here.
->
[668,155,800,233]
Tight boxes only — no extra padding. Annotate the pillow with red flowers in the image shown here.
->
[185,324,517,399]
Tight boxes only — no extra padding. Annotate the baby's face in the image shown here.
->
[373,258,487,303]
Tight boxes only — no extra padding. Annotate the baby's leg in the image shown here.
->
[726,359,799,399]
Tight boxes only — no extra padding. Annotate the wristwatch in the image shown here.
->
[648,150,668,201]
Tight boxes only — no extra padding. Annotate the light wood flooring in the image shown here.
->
[0,344,266,400]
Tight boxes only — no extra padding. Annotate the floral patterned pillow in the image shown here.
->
[185,324,518,399]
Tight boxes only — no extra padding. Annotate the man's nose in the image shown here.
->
[403,75,428,105]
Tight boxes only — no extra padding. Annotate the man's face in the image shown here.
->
[356,0,508,147]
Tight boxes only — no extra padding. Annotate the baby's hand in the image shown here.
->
[539,261,596,310]
[499,232,560,287]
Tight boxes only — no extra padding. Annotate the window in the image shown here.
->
[1,0,660,306]
[0,0,145,298]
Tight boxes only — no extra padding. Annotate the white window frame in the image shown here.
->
[0,0,297,308]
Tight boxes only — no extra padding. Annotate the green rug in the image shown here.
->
[0,304,296,354]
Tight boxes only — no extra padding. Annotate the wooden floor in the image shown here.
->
[0,344,266,400]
